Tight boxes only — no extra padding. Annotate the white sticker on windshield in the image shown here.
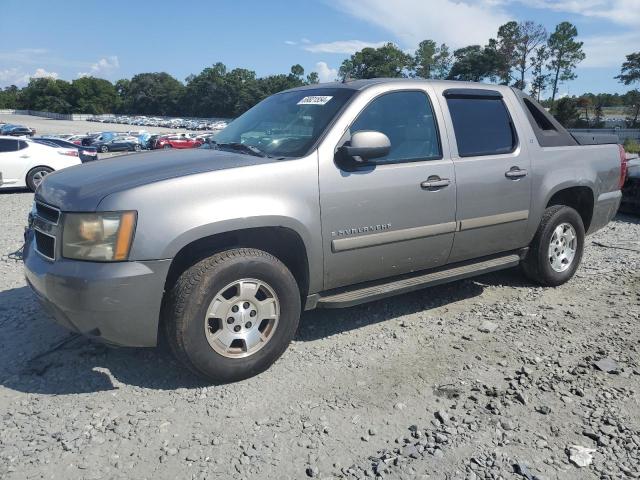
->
[297,95,333,105]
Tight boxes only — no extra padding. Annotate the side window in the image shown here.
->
[350,91,441,164]
[446,96,517,157]
[523,98,556,131]
[0,139,17,153]
[18,141,29,150]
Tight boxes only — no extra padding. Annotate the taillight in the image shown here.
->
[58,150,79,157]
[619,144,628,189]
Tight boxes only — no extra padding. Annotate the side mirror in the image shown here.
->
[339,130,391,163]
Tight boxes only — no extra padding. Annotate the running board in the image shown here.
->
[312,252,522,309]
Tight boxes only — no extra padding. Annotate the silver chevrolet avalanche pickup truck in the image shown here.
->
[24,79,627,382]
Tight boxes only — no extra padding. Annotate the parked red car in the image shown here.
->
[155,135,203,149]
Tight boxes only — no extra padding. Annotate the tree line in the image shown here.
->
[0,64,316,118]
[0,20,639,128]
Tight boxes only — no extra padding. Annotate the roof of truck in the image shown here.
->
[283,78,517,93]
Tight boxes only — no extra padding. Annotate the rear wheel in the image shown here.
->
[164,248,301,383]
[521,205,585,286]
[133,144,142,151]
[26,167,53,191]
[163,144,172,149]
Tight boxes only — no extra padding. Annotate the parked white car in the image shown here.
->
[0,136,81,191]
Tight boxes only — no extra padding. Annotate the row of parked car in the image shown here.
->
[72,131,210,152]
[87,115,228,131]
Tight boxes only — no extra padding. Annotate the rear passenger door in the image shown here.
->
[437,88,532,262]
[0,138,22,185]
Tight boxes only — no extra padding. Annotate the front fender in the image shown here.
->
[97,155,324,292]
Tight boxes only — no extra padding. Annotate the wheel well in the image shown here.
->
[163,227,310,298]
[546,186,594,231]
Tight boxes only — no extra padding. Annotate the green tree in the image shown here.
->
[576,96,591,125]
[290,64,304,80]
[431,43,452,79]
[68,76,119,114]
[616,52,640,86]
[182,63,229,117]
[306,71,319,84]
[413,39,437,78]
[622,89,640,128]
[513,21,547,90]
[495,21,520,84]
[529,45,549,100]
[0,85,20,109]
[593,103,605,128]
[18,78,72,113]
[121,72,185,116]
[553,97,580,127]
[546,22,585,104]
[447,44,503,82]
[339,43,413,80]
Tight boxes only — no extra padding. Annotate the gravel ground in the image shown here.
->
[1,191,639,480]
[0,114,205,136]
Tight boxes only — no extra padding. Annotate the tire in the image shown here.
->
[521,205,585,287]
[26,166,53,192]
[133,144,142,152]
[163,144,172,149]
[100,145,109,153]
[164,248,301,383]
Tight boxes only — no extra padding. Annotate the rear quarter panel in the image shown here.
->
[526,141,621,239]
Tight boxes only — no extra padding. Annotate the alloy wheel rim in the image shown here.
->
[32,170,49,187]
[204,278,279,358]
[548,222,577,273]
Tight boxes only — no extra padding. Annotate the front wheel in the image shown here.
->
[133,144,142,151]
[164,248,301,383]
[100,145,109,153]
[521,205,585,286]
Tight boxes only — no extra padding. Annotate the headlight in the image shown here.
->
[62,211,137,261]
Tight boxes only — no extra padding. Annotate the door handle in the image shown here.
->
[20,155,30,159]
[505,167,528,179]
[421,176,451,189]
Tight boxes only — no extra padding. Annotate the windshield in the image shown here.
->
[213,88,356,158]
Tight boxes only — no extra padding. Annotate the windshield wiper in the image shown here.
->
[215,142,267,158]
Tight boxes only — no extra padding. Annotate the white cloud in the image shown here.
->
[315,61,339,82]
[581,31,640,68]
[305,40,387,54]
[32,68,58,80]
[284,40,297,45]
[78,55,119,78]
[331,0,510,49]
[0,67,58,87]
[516,0,640,26]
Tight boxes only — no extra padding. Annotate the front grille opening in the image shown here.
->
[35,203,60,224]
[35,231,55,260]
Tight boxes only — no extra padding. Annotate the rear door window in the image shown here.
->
[0,139,17,153]
[446,94,517,157]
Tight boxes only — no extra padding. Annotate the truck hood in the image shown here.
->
[36,148,278,211]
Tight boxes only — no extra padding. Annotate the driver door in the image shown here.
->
[318,86,457,290]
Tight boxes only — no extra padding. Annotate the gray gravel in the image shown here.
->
[1,190,639,480]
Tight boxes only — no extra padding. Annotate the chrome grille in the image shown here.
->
[35,202,60,224]
[32,201,61,261]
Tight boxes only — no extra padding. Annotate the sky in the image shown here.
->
[0,0,638,97]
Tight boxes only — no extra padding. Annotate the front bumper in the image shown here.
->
[23,230,171,347]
